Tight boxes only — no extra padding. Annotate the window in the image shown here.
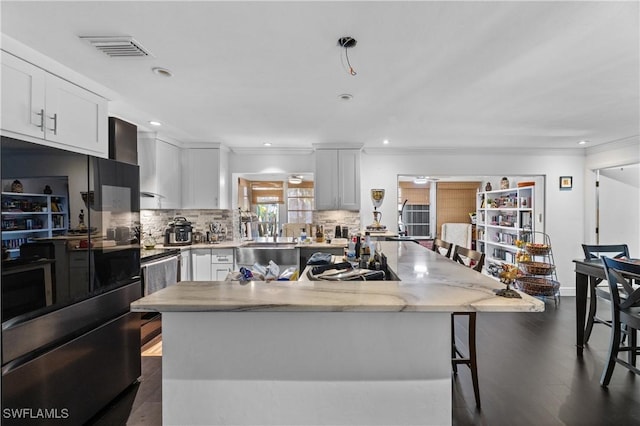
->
[403,204,430,236]
[251,181,283,237]
[399,181,430,237]
[287,181,314,223]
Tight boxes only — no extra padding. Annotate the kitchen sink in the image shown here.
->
[242,242,296,248]
[241,237,297,249]
[236,241,299,271]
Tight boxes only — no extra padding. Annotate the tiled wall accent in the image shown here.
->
[141,209,361,242]
[312,210,361,238]
[140,209,233,242]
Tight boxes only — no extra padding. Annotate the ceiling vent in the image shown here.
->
[79,36,152,57]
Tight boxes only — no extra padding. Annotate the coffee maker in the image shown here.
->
[366,189,386,231]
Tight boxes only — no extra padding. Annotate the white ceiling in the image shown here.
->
[1,1,638,151]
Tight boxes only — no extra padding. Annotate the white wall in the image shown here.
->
[598,174,640,255]
[360,148,585,294]
[583,137,640,251]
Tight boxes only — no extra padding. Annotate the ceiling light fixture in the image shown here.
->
[338,36,358,76]
[338,93,353,101]
[263,142,272,147]
[413,176,428,184]
[578,140,588,145]
[383,139,390,145]
[149,121,162,126]
[288,175,303,185]
[152,67,173,77]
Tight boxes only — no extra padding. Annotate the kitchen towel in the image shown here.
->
[143,256,179,295]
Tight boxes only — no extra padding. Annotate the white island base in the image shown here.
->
[162,311,451,425]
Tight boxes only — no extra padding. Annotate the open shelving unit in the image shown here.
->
[476,185,535,276]
[1,191,68,258]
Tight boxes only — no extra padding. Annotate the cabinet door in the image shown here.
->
[338,149,360,210]
[191,249,212,281]
[180,250,191,281]
[155,140,182,208]
[213,265,232,281]
[44,74,108,157]
[181,148,220,209]
[1,53,46,139]
[315,150,339,210]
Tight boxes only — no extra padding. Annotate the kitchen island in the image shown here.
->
[131,241,544,425]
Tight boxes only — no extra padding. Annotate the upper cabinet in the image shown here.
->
[181,146,229,209]
[315,148,360,211]
[138,134,182,209]
[1,52,108,157]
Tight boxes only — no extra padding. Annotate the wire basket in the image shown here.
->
[525,243,551,256]
[519,261,556,275]
[516,276,560,296]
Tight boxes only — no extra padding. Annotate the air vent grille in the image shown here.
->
[79,36,152,57]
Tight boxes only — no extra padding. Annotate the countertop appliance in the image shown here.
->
[1,137,141,425]
[164,216,193,246]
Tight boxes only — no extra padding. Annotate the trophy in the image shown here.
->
[367,189,386,231]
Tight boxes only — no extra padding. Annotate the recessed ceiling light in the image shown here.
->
[338,93,353,101]
[578,140,588,145]
[263,142,272,147]
[152,67,173,77]
[149,121,162,126]
[383,139,390,145]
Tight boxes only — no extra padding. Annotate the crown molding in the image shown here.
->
[230,147,314,155]
[362,146,586,156]
[585,135,639,156]
[312,143,363,150]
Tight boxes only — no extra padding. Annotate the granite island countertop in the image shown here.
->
[131,241,544,313]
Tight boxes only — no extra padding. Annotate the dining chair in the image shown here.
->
[600,256,640,387]
[450,245,485,409]
[432,238,453,258]
[581,244,630,344]
[452,245,485,273]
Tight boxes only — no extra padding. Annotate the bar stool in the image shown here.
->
[451,245,485,409]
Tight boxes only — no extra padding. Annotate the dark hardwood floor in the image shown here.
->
[87,297,640,425]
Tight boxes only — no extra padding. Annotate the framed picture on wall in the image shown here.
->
[559,176,573,189]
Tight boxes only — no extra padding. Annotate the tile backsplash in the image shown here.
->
[140,209,233,242]
[141,209,361,242]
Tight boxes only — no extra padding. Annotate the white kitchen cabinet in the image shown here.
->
[1,52,108,157]
[315,149,360,210]
[180,249,191,281]
[138,134,182,209]
[181,146,229,209]
[211,248,234,281]
[191,249,212,281]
